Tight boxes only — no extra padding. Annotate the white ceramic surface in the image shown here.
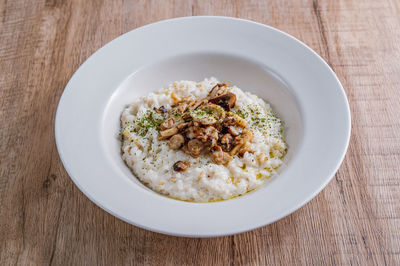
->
[55,16,350,237]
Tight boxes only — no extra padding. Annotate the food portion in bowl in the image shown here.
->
[120,78,286,202]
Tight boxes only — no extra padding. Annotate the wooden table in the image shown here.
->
[1,0,399,265]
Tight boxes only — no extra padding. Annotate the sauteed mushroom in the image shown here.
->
[173,161,190,172]
[160,117,175,130]
[221,133,233,152]
[187,139,205,157]
[210,146,233,165]
[158,82,256,163]
[159,127,178,139]
[169,134,185,150]
[209,92,236,111]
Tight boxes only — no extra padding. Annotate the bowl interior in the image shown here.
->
[102,52,303,198]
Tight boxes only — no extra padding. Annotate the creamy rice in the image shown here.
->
[120,78,286,202]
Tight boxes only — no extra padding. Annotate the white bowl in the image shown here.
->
[55,16,350,237]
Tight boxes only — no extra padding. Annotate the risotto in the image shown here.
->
[120,78,286,202]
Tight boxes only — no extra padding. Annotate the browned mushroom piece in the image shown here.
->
[209,92,236,111]
[235,116,248,128]
[173,161,190,172]
[213,122,224,132]
[187,121,199,127]
[207,85,220,99]
[241,129,253,141]
[230,129,254,155]
[169,134,185,150]
[160,117,175,130]
[225,112,248,128]
[186,98,207,111]
[190,103,226,125]
[192,99,207,110]
[191,115,217,125]
[229,144,241,156]
[203,126,219,147]
[159,127,178,140]
[185,125,204,140]
[182,112,192,121]
[210,146,233,165]
[207,84,229,99]
[168,102,188,118]
[176,122,189,130]
[221,133,233,152]
[179,143,191,155]
[187,139,205,157]
[176,102,188,113]
[228,126,241,136]
[238,142,253,157]
[206,103,226,118]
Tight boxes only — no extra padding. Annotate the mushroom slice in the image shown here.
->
[207,84,229,99]
[227,126,241,136]
[192,99,207,110]
[229,129,254,155]
[225,112,248,128]
[176,102,188,113]
[185,126,195,139]
[187,99,207,111]
[176,122,189,130]
[192,115,217,125]
[238,142,253,157]
[160,117,175,130]
[190,103,225,125]
[241,129,254,141]
[229,143,242,156]
[185,125,204,139]
[188,121,199,127]
[201,126,219,146]
[173,161,190,172]
[207,84,220,99]
[187,139,205,157]
[209,92,236,111]
[211,146,233,165]
[221,133,233,152]
[182,115,192,122]
[169,102,188,118]
[169,134,185,150]
[159,127,178,140]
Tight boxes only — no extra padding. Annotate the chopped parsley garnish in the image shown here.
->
[133,110,166,137]
[233,104,283,138]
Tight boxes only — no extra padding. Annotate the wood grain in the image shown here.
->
[1,0,400,265]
